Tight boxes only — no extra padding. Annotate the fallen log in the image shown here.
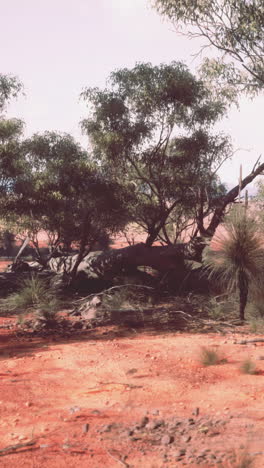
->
[48,243,189,280]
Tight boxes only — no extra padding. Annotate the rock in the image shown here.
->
[161,434,173,445]
[188,418,195,425]
[175,449,186,458]
[100,423,113,433]
[139,416,149,428]
[82,423,89,433]
[183,435,191,443]
[146,419,164,431]
[69,406,81,414]
[126,368,138,375]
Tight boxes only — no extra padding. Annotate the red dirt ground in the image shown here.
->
[0,315,264,468]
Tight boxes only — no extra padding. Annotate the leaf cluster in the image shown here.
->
[203,206,264,292]
[153,0,264,94]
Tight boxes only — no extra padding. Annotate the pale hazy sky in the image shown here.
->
[1,0,263,185]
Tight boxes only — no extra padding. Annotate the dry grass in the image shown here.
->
[240,359,257,375]
[199,346,226,366]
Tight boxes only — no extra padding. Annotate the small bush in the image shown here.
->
[224,449,254,468]
[240,359,257,375]
[0,274,61,328]
[199,346,226,366]
[249,318,264,333]
[205,295,237,320]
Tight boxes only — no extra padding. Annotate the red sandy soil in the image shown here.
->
[0,314,264,468]
[0,261,11,272]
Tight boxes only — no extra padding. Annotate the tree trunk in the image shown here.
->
[238,270,248,321]
[48,242,188,279]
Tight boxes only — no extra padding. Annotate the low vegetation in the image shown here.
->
[240,359,257,375]
[199,346,226,367]
[0,275,61,329]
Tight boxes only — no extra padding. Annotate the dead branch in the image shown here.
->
[0,439,37,456]
[106,449,130,467]
[237,339,264,345]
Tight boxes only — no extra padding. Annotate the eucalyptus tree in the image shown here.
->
[0,74,26,218]
[153,0,264,96]
[14,131,133,276]
[81,61,231,247]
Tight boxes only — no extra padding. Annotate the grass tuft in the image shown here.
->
[199,346,226,366]
[0,274,61,328]
[240,359,257,375]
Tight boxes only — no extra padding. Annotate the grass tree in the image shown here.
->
[203,206,264,321]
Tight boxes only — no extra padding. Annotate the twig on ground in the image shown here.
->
[238,339,264,345]
[74,284,154,304]
[106,449,129,467]
[0,440,37,456]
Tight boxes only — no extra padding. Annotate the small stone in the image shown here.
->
[25,401,32,407]
[139,416,149,428]
[126,368,138,375]
[161,434,173,445]
[69,406,81,414]
[183,435,191,443]
[82,423,89,433]
[100,423,113,433]
[175,449,186,457]
[146,419,164,430]
[188,418,195,425]
[18,435,26,441]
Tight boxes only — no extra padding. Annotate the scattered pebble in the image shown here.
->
[82,423,89,433]
[161,434,173,445]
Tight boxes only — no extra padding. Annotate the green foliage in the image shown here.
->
[203,207,264,320]
[204,208,264,289]
[249,318,264,333]
[81,62,231,246]
[0,74,23,113]
[153,0,264,95]
[205,295,237,320]
[240,359,257,375]
[0,75,27,221]
[8,131,133,264]
[0,275,62,328]
[199,346,225,366]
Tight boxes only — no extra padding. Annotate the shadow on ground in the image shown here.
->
[0,305,192,361]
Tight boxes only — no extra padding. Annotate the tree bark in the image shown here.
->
[48,242,188,279]
[188,162,264,261]
[238,270,248,321]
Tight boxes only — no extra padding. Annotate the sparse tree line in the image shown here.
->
[0,0,264,321]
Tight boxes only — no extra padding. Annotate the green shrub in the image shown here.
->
[240,359,257,375]
[0,274,61,327]
[199,346,226,366]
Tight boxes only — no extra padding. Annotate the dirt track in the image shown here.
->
[0,315,264,468]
